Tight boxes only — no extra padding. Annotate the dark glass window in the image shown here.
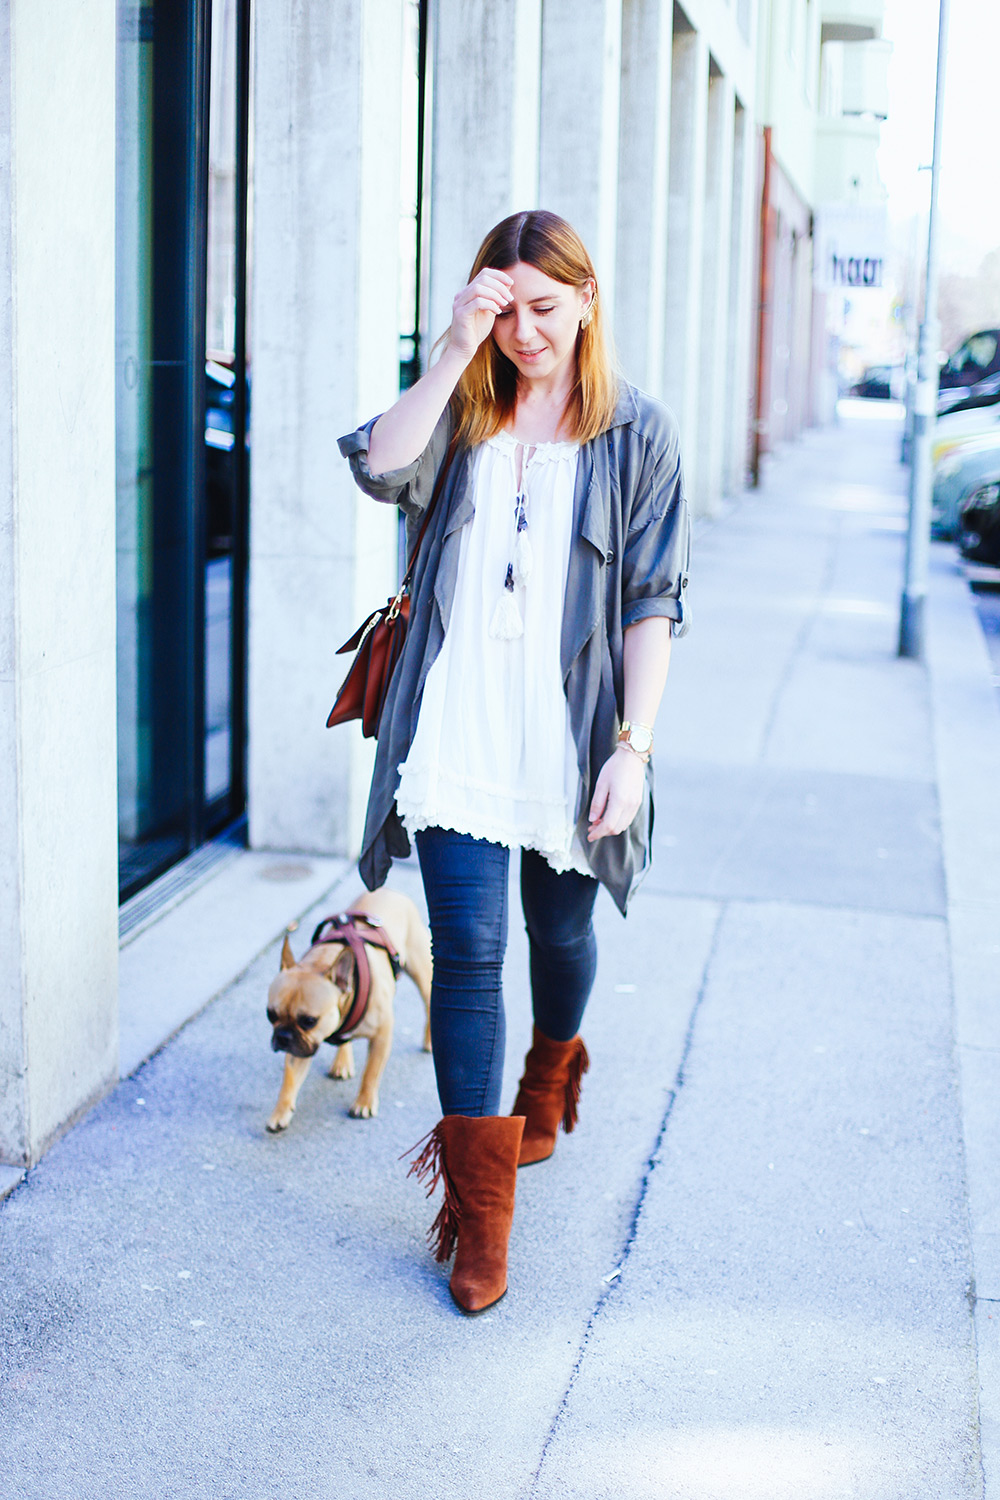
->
[115,0,251,901]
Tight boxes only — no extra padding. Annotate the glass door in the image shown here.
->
[115,0,251,902]
[399,0,430,394]
[203,0,251,833]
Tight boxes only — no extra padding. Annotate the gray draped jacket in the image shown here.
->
[337,381,690,916]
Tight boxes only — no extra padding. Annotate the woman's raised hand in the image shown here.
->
[366,270,512,476]
[448,269,514,362]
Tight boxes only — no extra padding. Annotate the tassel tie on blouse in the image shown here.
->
[489,489,533,640]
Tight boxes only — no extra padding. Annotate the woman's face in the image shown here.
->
[490,261,594,384]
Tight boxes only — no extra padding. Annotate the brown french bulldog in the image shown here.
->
[265,888,432,1132]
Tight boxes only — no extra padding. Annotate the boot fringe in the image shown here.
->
[427,1193,460,1264]
[563,1039,590,1134]
[401,1124,461,1264]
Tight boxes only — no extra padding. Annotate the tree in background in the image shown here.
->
[938,247,1000,350]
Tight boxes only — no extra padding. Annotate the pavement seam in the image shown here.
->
[926,554,1000,1499]
[641,882,948,921]
[524,901,728,1500]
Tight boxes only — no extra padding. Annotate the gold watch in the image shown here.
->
[617,721,653,760]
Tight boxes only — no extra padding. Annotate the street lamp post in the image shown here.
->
[898,0,950,660]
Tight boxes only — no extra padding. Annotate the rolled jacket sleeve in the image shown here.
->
[338,411,452,520]
[621,436,691,637]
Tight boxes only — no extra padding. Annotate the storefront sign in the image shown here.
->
[813,206,887,292]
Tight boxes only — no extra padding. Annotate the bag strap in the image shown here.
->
[386,431,459,620]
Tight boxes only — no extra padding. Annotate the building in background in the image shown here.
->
[1,0,888,1167]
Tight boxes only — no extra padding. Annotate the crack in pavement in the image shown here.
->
[524,901,728,1500]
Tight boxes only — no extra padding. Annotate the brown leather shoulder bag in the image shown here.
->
[326,437,457,738]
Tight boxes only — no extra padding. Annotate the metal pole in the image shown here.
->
[898,0,950,659]
[900,203,924,464]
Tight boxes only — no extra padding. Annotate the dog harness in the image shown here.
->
[308,911,403,1045]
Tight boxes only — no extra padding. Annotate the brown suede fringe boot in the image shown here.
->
[404,1114,524,1316]
[511,1027,590,1166]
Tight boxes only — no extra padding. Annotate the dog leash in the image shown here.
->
[308,912,402,1045]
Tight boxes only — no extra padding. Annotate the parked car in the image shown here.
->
[850,364,903,401]
[937,328,1000,416]
[958,473,1000,566]
[932,430,1000,539]
[934,401,1000,455]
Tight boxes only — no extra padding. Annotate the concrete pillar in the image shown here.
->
[790,233,815,439]
[695,68,735,514]
[724,99,756,495]
[539,0,622,307]
[615,0,673,395]
[663,24,709,509]
[0,3,118,1165]
[249,0,404,857]
[427,0,542,343]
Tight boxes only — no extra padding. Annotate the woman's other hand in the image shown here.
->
[586,745,645,842]
[448,270,514,362]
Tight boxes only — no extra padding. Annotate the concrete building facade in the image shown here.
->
[0,0,888,1166]
[1,4,119,1168]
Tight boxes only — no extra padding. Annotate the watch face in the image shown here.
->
[621,723,653,754]
[630,725,653,754]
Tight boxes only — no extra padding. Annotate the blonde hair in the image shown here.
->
[447,210,619,450]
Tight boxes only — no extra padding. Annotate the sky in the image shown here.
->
[878,0,1000,273]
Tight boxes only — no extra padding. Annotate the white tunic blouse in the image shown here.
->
[395,429,589,874]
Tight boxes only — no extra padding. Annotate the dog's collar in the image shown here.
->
[307,912,402,1045]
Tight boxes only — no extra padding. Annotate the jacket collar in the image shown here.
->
[438,387,637,653]
[608,381,639,429]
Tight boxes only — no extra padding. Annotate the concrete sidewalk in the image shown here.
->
[3,409,999,1500]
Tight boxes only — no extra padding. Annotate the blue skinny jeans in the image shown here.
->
[414,827,599,1118]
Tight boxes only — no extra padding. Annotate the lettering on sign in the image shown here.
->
[829,255,884,289]
[813,206,887,294]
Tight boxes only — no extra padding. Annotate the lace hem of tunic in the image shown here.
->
[397,762,591,876]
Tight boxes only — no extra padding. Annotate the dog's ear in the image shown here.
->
[280,935,296,971]
[332,947,355,992]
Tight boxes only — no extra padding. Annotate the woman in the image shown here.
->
[338,210,689,1315]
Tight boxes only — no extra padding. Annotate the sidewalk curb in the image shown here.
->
[0,1164,25,1203]
[927,546,1000,1500]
